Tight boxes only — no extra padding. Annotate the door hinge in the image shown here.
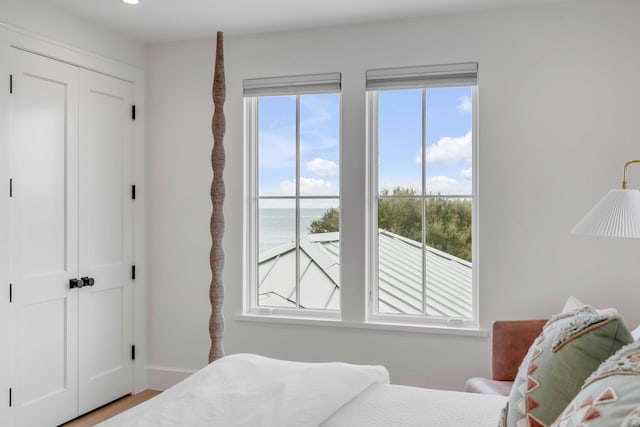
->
[9,178,12,198]
[131,185,136,200]
[9,74,12,94]
[131,345,136,361]
[131,105,136,121]
[9,284,12,303]
[131,265,136,280]
[9,387,12,407]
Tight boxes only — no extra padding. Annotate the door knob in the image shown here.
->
[70,278,84,289]
[81,277,95,287]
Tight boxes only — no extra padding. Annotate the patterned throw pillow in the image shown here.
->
[551,340,640,427]
[501,307,633,427]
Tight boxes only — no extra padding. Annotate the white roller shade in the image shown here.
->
[244,72,341,97]
[366,62,477,90]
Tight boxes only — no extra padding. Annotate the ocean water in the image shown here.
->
[259,208,331,253]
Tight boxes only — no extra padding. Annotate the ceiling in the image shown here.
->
[36,0,570,44]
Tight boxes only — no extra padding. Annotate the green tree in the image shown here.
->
[308,206,339,233]
[308,187,472,262]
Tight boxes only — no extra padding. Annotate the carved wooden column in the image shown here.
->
[209,31,225,363]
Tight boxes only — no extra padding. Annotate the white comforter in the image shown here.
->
[99,353,506,427]
[98,353,390,427]
[323,383,506,427]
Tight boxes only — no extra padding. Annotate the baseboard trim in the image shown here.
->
[146,365,198,391]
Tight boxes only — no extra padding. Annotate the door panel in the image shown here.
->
[80,88,125,267]
[14,61,70,276]
[78,69,133,415]
[22,298,68,403]
[9,49,79,427]
[82,288,125,377]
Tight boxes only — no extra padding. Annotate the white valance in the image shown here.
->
[243,72,341,97]
[366,62,477,90]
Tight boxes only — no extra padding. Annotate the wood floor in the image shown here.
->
[60,390,161,427]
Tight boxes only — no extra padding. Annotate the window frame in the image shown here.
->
[366,84,479,329]
[244,88,342,319]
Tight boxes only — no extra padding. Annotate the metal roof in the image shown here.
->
[258,230,472,318]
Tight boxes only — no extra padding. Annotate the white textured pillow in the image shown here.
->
[633,325,640,341]
[562,296,617,316]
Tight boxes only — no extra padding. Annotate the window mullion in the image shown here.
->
[295,95,301,309]
[421,88,427,317]
[369,91,380,318]
[250,97,259,311]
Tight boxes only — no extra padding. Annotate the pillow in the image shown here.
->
[551,340,640,427]
[562,296,617,316]
[632,325,640,342]
[501,306,633,427]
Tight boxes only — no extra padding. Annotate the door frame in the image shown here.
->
[0,24,147,423]
[0,26,10,426]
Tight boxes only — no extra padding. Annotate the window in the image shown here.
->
[367,63,478,327]
[244,73,341,315]
[243,64,478,331]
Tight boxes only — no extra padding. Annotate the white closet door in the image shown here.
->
[77,69,133,415]
[9,49,79,427]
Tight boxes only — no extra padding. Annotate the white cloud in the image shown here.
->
[460,168,473,180]
[427,176,471,195]
[425,131,472,164]
[279,177,336,195]
[306,158,338,177]
[458,96,472,113]
[432,176,457,185]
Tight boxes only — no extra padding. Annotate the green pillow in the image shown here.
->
[502,307,633,427]
[551,339,640,426]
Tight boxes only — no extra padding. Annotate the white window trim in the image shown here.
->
[366,85,479,329]
[244,96,258,314]
[234,312,487,336]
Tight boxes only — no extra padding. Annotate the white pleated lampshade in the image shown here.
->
[572,189,640,238]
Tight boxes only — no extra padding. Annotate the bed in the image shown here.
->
[98,353,506,427]
[98,303,640,427]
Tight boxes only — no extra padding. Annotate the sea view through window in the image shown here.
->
[258,207,331,253]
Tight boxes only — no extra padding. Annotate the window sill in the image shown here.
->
[234,313,488,337]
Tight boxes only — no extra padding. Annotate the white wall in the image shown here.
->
[146,0,640,391]
[0,0,144,67]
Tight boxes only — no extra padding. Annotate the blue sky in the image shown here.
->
[379,87,473,195]
[258,93,340,201]
[257,87,472,203]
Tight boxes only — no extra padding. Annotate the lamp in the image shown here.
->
[571,160,640,239]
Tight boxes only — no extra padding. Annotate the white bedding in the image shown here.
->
[99,353,506,427]
[98,354,389,427]
[322,383,506,427]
